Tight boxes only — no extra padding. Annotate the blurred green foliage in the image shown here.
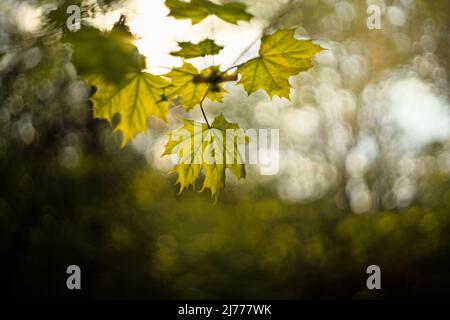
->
[417,0,450,24]
[1,138,450,298]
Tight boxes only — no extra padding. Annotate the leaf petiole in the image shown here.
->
[200,87,211,128]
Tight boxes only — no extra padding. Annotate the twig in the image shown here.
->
[231,32,262,66]
[229,0,299,67]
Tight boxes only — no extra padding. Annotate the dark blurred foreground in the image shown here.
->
[1,135,450,299]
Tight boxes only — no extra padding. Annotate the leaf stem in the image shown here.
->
[224,64,242,73]
[200,87,211,128]
[200,103,211,128]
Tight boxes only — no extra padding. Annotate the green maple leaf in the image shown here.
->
[86,71,170,146]
[162,114,247,201]
[63,17,146,84]
[165,62,227,111]
[165,0,252,25]
[237,29,323,100]
[170,39,224,59]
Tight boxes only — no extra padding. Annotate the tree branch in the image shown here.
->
[229,0,299,67]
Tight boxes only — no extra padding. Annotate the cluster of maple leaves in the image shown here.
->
[84,0,322,200]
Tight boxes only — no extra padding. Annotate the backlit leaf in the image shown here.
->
[165,62,226,111]
[63,19,146,84]
[163,114,247,201]
[165,0,252,25]
[237,29,323,100]
[170,39,224,59]
[86,71,169,146]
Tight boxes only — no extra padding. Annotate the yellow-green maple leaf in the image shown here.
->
[86,71,169,146]
[63,17,146,85]
[162,114,247,201]
[165,62,226,111]
[237,29,323,100]
[165,0,252,25]
[170,39,224,59]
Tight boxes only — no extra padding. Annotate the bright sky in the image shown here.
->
[126,0,263,74]
[386,78,450,150]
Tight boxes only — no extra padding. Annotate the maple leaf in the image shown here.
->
[64,19,145,84]
[170,39,224,59]
[165,0,252,25]
[237,29,323,100]
[164,62,227,111]
[86,71,169,146]
[162,114,247,201]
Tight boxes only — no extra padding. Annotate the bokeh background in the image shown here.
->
[1,0,450,299]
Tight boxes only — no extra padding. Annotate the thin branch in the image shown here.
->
[231,32,262,66]
[146,65,173,72]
